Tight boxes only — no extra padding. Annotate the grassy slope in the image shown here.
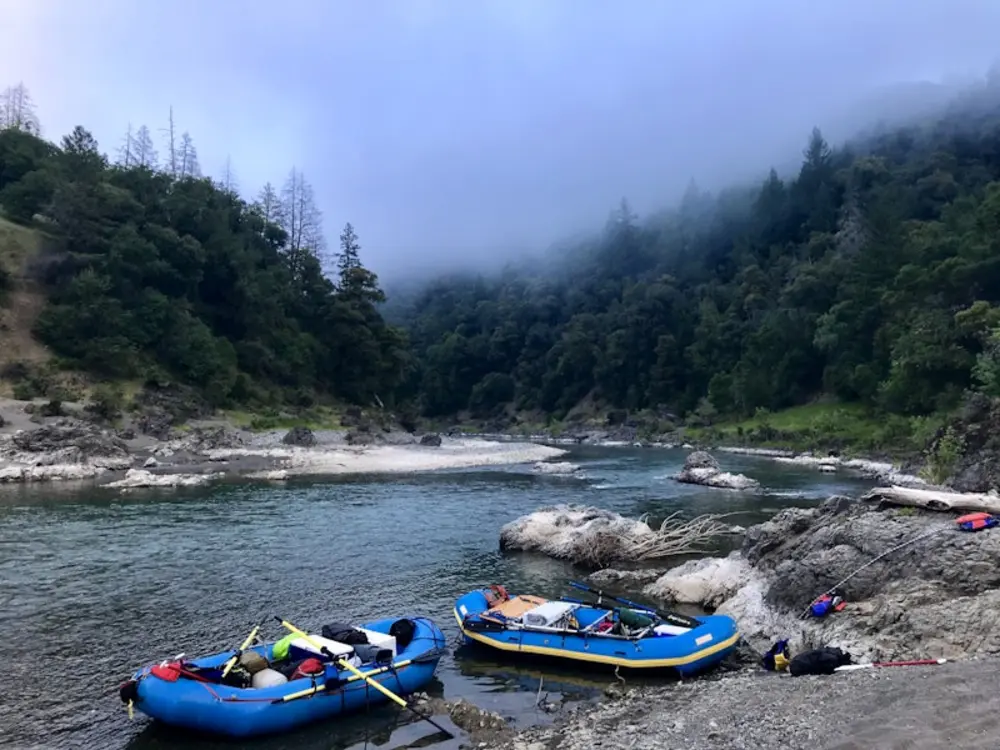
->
[0,218,53,370]
[685,401,947,459]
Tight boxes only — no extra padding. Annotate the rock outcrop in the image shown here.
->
[0,419,133,482]
[635,495,1000,662]
[672,450,760,490]
[10,420,130,462]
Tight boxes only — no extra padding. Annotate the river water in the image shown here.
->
[0,445,875,750]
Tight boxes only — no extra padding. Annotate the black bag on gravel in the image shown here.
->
[789,646,853,676]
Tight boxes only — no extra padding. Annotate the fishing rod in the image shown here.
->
[835,658,947,672]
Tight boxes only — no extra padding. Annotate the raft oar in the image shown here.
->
[274,647,445,704]
[835,658,947,672]
[276,658,417,703]
[274,616,452,738]
[221,618,267,678]
[567,581,701,630]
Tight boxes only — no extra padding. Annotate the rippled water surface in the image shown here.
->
[0,445,875,750]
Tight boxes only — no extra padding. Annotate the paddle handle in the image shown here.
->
[221,624,261,678]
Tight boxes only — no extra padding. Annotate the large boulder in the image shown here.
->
[282,426,316,447]
[132,381,212,439]
[499,504,656,567]
[346,429,377,446]
[673,450,760,490]
[419,433,442,447]
[684,450,720,470]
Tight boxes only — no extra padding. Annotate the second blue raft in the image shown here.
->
[455,586,740,676]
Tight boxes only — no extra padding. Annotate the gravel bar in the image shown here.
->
[485,658,1000,750]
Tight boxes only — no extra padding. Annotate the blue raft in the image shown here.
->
[455,587,739,676]
[119,615,446,738]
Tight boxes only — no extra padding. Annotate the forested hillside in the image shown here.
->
[399,78,1000,442]
[0,83,407,411]
[7,77,1000,455]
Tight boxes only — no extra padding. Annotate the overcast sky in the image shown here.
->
[3,0,1000,279]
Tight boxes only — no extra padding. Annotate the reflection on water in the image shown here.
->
[0,445,875,749]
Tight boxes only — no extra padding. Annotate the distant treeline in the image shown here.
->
[397,78,1000,427]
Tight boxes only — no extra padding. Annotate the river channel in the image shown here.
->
[0,445,876,749]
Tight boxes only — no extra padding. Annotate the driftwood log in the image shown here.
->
[862,485,1000,514]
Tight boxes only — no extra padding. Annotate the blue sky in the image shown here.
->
[4,0,1000,279]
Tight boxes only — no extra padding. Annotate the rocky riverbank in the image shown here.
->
[0,393,566,489]
[598,495,1000,662]
[483,656,1000,750]
[483,491,1000,749]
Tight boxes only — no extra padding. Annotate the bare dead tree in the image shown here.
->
[177,132,200,178]
[255,182,283,226]
[116,122,135,167]
[219,155,239,194]
[133,125,158,169]
[0,82,41,134]
[280,167,327,274]
[161,106,178,177]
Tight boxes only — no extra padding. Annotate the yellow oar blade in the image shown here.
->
[221,624,261,678]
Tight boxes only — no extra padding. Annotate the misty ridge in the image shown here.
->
[384,67,1000,307]
[391,64,1000,435]
[7,49,1000,438]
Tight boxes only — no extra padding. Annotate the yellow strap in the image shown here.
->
[127,700,134,720]
[277,619,407,708]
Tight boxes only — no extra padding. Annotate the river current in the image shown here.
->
[0,445,876,749]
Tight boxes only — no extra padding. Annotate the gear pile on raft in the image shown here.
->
[455,581,741,676]
[119,614,449,739]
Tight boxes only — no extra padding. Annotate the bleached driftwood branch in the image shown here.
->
[862,485,1000,514]
[499,505,735,568]
[582,511,733,567]
[622,511,733,561]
